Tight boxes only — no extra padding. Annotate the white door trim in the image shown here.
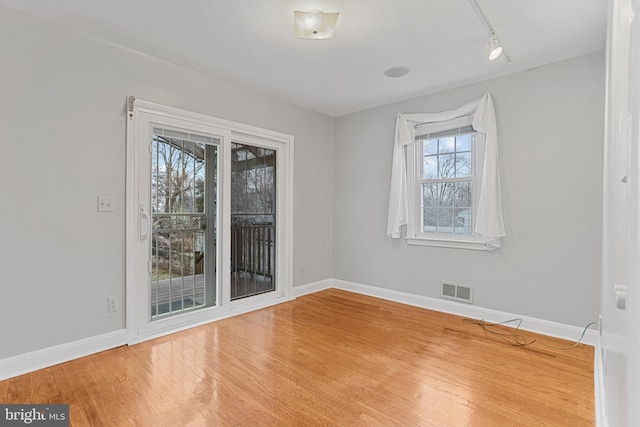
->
[125,98,294,344]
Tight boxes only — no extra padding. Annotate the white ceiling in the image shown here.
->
[0,0,607,117]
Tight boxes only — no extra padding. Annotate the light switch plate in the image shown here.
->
[107,296,118,313]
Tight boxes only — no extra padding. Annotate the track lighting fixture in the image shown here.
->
[468,0,510,63]
[488,36,503,61]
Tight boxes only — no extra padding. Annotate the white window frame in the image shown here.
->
[406,117,488,250]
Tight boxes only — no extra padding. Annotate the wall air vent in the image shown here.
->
[441,282,473,304]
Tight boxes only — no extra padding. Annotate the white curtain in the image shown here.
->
[387,93,505,249]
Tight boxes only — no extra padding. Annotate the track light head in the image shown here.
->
[488,36,503,61]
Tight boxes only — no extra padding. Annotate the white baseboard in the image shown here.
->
[0,278,599,382]
[0,329,127,381]
[331,279,599,346]
[292,279,333,297]
[1,285,318,381]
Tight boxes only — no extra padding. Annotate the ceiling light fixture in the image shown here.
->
[468,0,510,63]
[293,10,340,39]
[488,36,503,61]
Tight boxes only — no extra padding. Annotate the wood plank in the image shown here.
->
[0,289,594,426]
[151,275,206,306]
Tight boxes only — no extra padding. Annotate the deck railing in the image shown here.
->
[151,216,276,313]
[231,215,275,300]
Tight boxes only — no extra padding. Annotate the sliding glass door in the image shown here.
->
[150,129,218,318]
[231,142,277,301]
[126,99,293,343]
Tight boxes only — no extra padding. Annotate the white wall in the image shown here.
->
[0,6,334,359]
[627,0,640,418]
[333,52,605,327]
[599,0,640,424]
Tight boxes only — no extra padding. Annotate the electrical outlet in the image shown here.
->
[107,296,118,313]
[98,196,115,212]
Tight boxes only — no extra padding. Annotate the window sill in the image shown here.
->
[406,237,492,251]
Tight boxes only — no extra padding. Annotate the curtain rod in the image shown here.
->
[414,113,474,129]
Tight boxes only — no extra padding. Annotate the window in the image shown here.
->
[387,94,505,250]
[419,125,475,237]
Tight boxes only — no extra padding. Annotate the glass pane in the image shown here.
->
[438,183,454,207]
[456,133,472,152]
[454,208,472,235]
[423,207,437,233]
[439,154,456,178]
[437,207,454,234]
[455,182,472,208]
[438,137,455,154]
[151,133,217,320]
[423,155,437,179]
[194,143,206,213]
[422,183,437,207]
[455,152,472,177]
[424,140,438,155]
[231,143,276,301]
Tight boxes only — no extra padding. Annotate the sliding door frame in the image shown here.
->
[125,98,294,344]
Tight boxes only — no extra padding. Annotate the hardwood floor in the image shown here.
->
[0,289,594,426]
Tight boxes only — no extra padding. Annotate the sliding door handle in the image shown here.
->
[140,205,150,242]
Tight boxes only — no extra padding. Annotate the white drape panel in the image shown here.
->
[386,93,505,249]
